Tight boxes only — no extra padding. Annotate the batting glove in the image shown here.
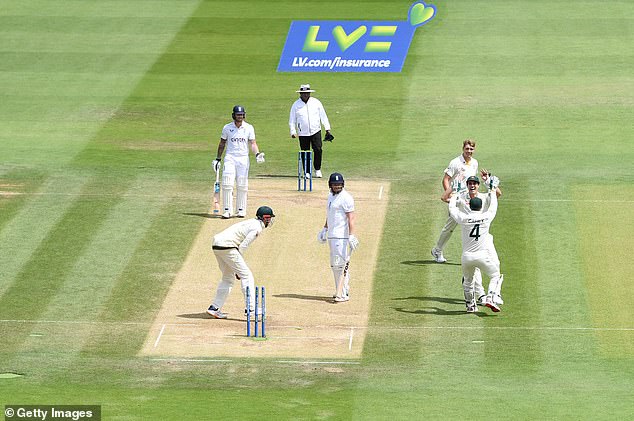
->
[317,227,328,244]
[212,158,221,172]
[324,131,334,142]
[349,234,360,251]
[256,152,265,163]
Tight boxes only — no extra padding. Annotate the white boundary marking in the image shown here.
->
[148,358,360,365]
[153,324,166,349]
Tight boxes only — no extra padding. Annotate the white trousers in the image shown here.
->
[461,249,501,304]
[222,154,250,215]
[329,238,351,296]
[211,248,255,311]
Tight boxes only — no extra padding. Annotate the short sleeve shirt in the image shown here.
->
[327,189,355,238]
[445,155,478,193]
[221,121,255,157]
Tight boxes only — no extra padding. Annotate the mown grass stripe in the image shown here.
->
[40,177,168,321]
[574,185,634,357]
[80,193,203,356]
[0,174,87,300]
[0,177,130,352]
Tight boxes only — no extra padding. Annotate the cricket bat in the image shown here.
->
[212,166,221,214]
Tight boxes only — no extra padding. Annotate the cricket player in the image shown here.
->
[317,173,359,302]
[432,139,479,263]
[206,206,275,319]
[212,105,265,219]
[448,192,504,313]
[289,84,333,179]
[444,175,503,306]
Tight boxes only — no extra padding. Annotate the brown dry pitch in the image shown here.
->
[140,177,389,359]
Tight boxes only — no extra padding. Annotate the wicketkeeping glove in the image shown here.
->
[256,152,265,163]
[212,158,221,172]
[348,234,359,251]
[317,227,328,244]
[324,132,334,142]
[487,175,500,190]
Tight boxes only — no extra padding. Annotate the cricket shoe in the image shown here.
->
[221,211,231,219]
[334,295,349,303]
[493,294,504,305]
[206,306,227,319]
[305,172,311,179]
[236,210,246,218]
[477,295,487,306]
[431,247,447,263]
[485,296,501,313]
[466,304,478,313]
[315,170,323,178]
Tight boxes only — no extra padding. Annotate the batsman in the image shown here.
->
[317,173,359,302]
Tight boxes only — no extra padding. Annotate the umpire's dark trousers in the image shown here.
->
[299,131,322,171]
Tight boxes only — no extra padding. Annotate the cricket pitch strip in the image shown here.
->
[141,177,390,359]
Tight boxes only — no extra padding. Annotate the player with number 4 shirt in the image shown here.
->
[448,191,504,313]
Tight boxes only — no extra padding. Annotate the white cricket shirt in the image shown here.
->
[289,97,331,137]
[212,218,264,252]
[449,193,498,253]
[221,121,255,157]
[445,154,478,193]
[326,189,354,238]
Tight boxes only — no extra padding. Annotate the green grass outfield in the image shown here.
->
[1,0,633,419]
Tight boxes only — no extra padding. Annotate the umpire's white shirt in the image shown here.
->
[445,155,478,193]
[327,189,354,238]
[212,219,263,253]
[289,97,331,137]
[221,121,255,157]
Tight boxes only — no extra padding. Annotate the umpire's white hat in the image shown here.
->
[296,84,315,93]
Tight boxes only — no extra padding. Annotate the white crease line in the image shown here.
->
[275,360,360,365]
[0,319,632,331]
[153,324,166,349]
[349,328,354,351]
[378,185,384,200]
[151,358,232,363]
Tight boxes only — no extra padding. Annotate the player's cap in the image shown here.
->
[296,84,315,93]
[466,176,480,184]
[469,197,483,211]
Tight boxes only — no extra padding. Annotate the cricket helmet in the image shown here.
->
[466,176,480,184]
[328,172,344,186]
[256,206,275,227]
[469,197,483,211]
[232,105,246,120]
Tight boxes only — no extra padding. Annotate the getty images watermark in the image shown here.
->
[4,405,101,421]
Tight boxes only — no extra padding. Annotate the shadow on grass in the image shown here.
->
[182,212,217,219]
[393,307,494,317]
[401,260,461,266]
[274,293,333,303]
[393,296,464,305]
[178,312,245,322]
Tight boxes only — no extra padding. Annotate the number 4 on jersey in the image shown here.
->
[469,224,481,240]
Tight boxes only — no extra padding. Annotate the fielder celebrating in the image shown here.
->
[448,192,504,313]
[206,206,275,319]
[317,173,359,302]
[212,105,265,219]
[289,84,333,179]
[444,175,503,306]
[431,139,479,263]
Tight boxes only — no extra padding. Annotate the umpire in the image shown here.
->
[289,84,334,179]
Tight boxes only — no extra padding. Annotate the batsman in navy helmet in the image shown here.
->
[317,173,359,302]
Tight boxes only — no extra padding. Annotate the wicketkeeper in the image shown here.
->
[206,206,275,319]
